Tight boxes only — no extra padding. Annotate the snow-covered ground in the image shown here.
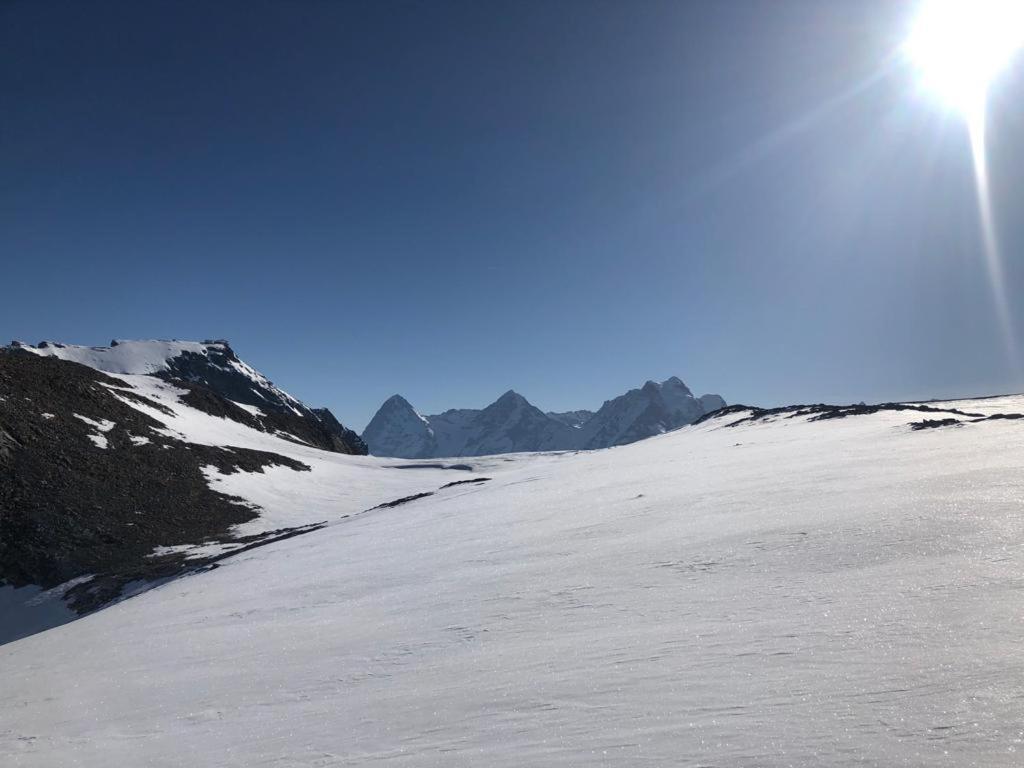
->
[3,401,1024,766]
[19,339,214,375]
[101,373,473,534]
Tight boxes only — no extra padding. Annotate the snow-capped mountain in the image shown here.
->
[363,390,579,458]
[0,338,374,640]
[362,377,726,458]
[460,390,577,456]
[14,339,366,455]
[360,395,437,459]
[576,376,726,449]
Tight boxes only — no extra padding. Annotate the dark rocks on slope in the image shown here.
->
[160,341,367,456]
[546,410,595,430]
[176,382,367,455]
[692,399,1024,430]
[0,351,310,614]
[310,407,368,455]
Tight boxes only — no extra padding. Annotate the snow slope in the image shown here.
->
[0,346,447,642]
[3,399,1024,766]
[16,339,215,375]
[93,373,474,535]
[17,339,310,414]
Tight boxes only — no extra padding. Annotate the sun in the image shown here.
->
[904,0,1024,119]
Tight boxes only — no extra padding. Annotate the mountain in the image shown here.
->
[460,390,577,456]
[360,395,437,459]
[5,393,1024,766]
[576,376,726,449]
[14,339,367,455]
[0,338,373,641]
[362,377,726,457]
[363,390,578,458]
[546,409,595,429]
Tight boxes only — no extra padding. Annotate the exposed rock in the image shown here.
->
[692,401,1024,432]
[546,409,595,430]
[12,339,367,455]
[0,350,310,614]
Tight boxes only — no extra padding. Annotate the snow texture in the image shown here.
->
[3,399,1024,766]
[72,414,115,449]
[21,339,214,375]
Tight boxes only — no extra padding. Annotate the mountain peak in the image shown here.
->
[496,389,527,404]
[6,338,366,455]
[482,390,533,420]
[661,376,693,397]
[361,394,435,459]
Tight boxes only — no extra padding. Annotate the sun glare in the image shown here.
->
[905,0,1024,378]
[904,0,1024,118]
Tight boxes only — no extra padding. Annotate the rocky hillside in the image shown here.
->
[0,339,367,639]
[14,339,367,455]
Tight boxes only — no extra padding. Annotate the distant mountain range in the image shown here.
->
[362,377,726,458]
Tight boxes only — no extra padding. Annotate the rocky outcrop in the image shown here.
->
[546,410,595,430]
[15,339,367,456]
[0,337,372,627]
[0,351,310,614]
[310,407,368,455]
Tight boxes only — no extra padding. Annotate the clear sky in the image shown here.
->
[3,0,1023,431]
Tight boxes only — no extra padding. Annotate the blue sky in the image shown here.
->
[2,0,1023,431]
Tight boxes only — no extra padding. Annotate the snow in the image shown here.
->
[426,408,481,455]
[366,380,726,458]
[20,339,309,418]
[226,357,304,415]
[575,376,710,449]
[73,414,114,431]
[150,542,247,560]
[4,399,1024,766]
[95,373,477,535]
[927,394,1024,416]
[229,400,264,416]
[23,340,214,375]
[73,414,115,449]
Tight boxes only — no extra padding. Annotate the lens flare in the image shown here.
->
[905,0,1024,375]
[904,0,1024,116]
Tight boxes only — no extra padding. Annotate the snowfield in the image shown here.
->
[3,401,1024,766]
[19,339,216,375]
